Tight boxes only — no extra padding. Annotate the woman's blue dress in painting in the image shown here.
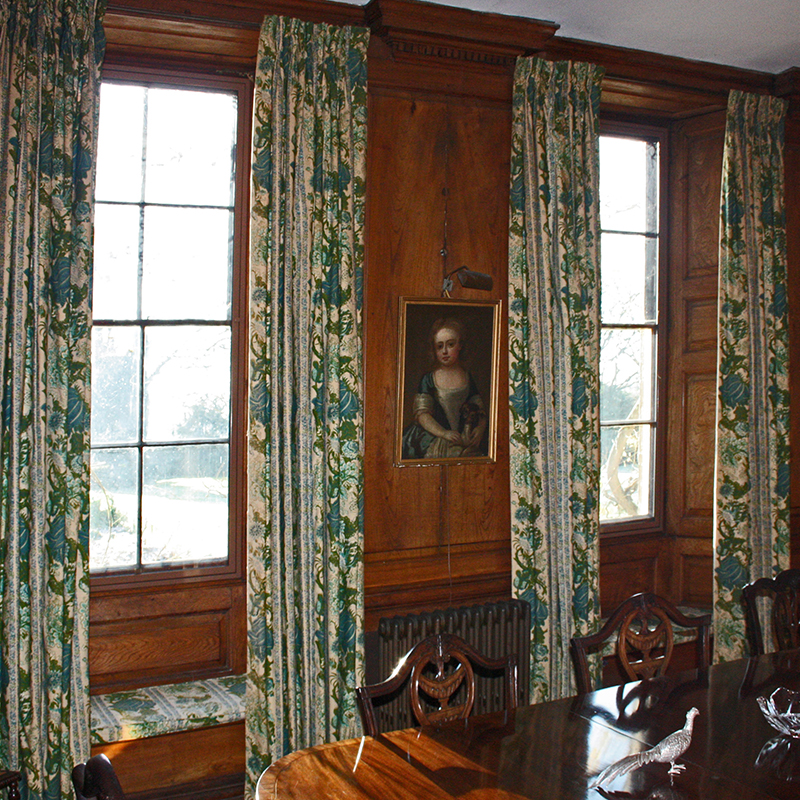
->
[401,371,486,459]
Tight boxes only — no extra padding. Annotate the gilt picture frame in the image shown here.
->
[395,297,500,466]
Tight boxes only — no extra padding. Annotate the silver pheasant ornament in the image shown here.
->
[589,707,699,789]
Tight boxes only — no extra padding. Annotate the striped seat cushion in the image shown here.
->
[91,675,245,744]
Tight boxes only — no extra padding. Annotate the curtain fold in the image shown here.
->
[713,90,790,662]
[0,1,104,798]
[508,57,604,701]
[246,14,368,796]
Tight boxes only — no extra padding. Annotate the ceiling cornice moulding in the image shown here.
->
[365,0,558,67]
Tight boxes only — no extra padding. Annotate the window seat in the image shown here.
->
[90,675,245,745]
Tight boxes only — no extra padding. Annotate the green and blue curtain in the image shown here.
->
[1,1,104,798]
[713,90,790,662]
[246,14,368,796]
[508,57,604,701]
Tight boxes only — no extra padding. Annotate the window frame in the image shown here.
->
[598,119,669,539]
[90,63,251,593]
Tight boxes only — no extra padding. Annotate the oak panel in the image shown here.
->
[92,614,226,677]
[364,540,510,627]
[363,42,512,624]
[679,552,713,608]
[599,558,660,613]
[664,111,725,558]
[598,534,668,613]
[90,583,245,692]
[683,374,717,517]
[684,129,725,278]
[92,722,244,796]
[685,297,717,353]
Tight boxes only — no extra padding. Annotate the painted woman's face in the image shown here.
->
[434,327,462,366]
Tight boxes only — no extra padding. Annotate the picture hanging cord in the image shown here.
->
[441,139,452,298]
[440,141,454,602]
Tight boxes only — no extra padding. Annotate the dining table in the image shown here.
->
[257,649,800,799]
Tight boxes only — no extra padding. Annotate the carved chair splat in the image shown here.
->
[570,592,711,695]
[742,568,800,656]
[357,632,518,736]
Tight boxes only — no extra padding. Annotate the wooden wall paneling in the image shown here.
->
[672,537,715,608]
[598,535,666,614]
[363,36,514,625]
[91,722,245,798]
[662,111,725,606]
[103,13,259,71]
[89,583,246,693]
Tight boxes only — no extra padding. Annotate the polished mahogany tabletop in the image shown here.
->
[258,649,800,799]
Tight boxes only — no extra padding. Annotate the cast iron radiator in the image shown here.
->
[373,599,531,733]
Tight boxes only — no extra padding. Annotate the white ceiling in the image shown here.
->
[339,0,800,74]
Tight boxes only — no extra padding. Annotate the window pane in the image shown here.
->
[599,134,659,526]
[91,326,141,445]
[141,206,232,321]
[600,328,654,422]
[142,444,229,565]
[144,88,237,207]
[600,137,655,233]
[95,83,145,203]
[143,326,231,443]
[600,424,653,521]
[91,78,237,575]
[93,204,140,319]
[601,233,657,324]
[90,448,139,571]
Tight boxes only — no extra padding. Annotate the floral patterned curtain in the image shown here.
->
[246,15,368,795]
[0,1,104,798]
[713,90,790,662]
[508,57,604,701]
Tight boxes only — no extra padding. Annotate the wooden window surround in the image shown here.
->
[89,62,251,694]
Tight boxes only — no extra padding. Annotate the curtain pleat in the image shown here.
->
[0,1,104,798]
[713,89,790,662]
[508,57,604,701]
[246,15,368,796]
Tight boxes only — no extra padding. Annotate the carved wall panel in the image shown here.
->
[683,374,717,516]
[684,126,725,278]
[685,298,717,353]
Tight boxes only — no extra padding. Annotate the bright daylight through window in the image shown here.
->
[90,82,237,572]
[599,135,659,523]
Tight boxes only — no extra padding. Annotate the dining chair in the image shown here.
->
[569,592,711,695]
[72,754,126,800]
[356,631,518,736]
[0,771,21,800]
[742,568,800,656]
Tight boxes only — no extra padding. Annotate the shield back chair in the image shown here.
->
[742,568,800,656]
[570,592,711,695]
[0,771,20,800]
[72,754,126,800]
[356,631,518,736]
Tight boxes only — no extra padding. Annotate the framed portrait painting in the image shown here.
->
[395,297,500,466]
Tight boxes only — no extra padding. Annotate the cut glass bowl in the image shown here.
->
[758,687,800,738]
